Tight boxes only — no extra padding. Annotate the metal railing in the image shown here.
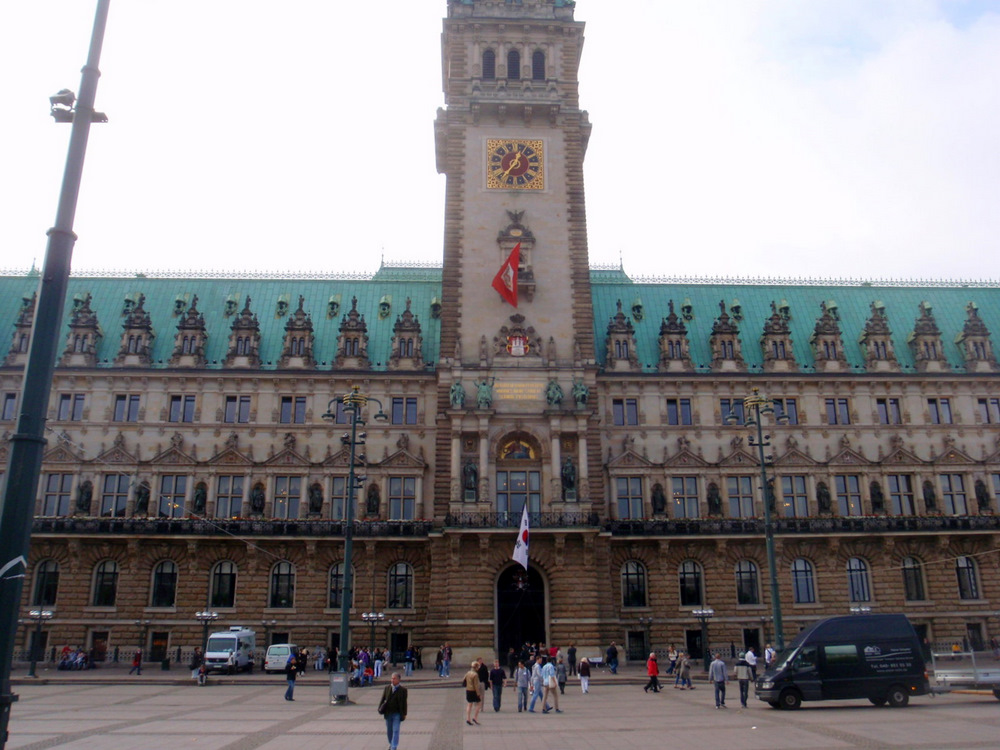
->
[442,511,600,529]
[32,517,434,538]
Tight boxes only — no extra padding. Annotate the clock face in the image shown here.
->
[486,139,544,190]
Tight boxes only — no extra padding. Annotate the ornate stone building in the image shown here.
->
[3,0,1000,665]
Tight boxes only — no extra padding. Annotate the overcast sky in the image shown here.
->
[2,1,998,281]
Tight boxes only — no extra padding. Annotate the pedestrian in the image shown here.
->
[528,655,548,712]
[377,671,408,750]
[578,657,591,694]
[606,641,619,674]
[567,644,577,676]
[442,642,452,678]
[666,644,678,675]
[514,660,530,712]
[764,642,776,670]
[556,656,567,694]
[189,646,203,679]
[541,655,561,712]
[463,662,481,725]
[735,651,752,708]
[414,645,422,670]
[744,646,758,681]
[643,652,661,693]
[129,649,142,676]
[435,646,444,676]
[489,659,507,711]
[404,646,414,676]
[677,652,693,689]
[709,652,728,708]
[284,652,298,701]
[474,658,489,721]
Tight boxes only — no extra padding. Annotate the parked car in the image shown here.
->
[264,644,299,674]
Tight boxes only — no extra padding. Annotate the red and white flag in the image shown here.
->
[491,242,520,307]
[512,504,529,570]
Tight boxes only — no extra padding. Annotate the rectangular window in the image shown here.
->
[113,394,141,422]
[978,398,1000,424]
[57,394,85,421]
[928,398,953,425]
[887,475,915,515]
[1,393,16,421]
[388,476,416,520]
[940,474,967,515]
[835,475,862,516]
[496,471,541,517]
[273,476,302,519]
[993,473,1000,501]
[825,398,850,425]
[773,398,799,425]
[720,398,745,425]
[42,473,73,516]
[158,475,187,518]
[330,476,349,520]
[876,398,902,425]
[612,398,639,426]
[665,398,692,426]
[615,477,643,519]
[168,395,196,423]
[215,475,244,518]
[780,475,809,518]
[100,474,130,517]
[329,400,350,424]
[672,476,699,518]
[279,396,306,424]
[727,476,755,518]
[224,396,251,424]
[391,397,418,425]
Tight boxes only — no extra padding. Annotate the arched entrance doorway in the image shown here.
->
[496,564,546,656]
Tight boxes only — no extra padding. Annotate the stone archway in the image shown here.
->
[496,564,546,657]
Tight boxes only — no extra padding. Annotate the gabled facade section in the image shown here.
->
[4,292,35,367]
[114,293,155,367]
[604,300,639,372]
[335,296,370,369]
[909,301,947,373]
[955,302,997,373]
[810,301,848,373]
[389,297,424,371]
[709,300,744,372]
[278,296,316,370]
[224,296,262,368]
[169,295,208,367]
[858,301,900,373]
[760,300,795,373]
[60,293,102,367]
[657,300,692,373]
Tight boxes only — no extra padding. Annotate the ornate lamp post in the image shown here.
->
[322,386,387,678]
[692,607,715,671]
[362,612,386,655]
[195,611,219,653]
[26,611,53,678]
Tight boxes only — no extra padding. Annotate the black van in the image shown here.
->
[756,613,929,709]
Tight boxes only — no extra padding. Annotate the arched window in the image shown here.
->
[210,561,237,608]
[846,557,870,603]
[92,560,119,606]
[269,561,296,608]
[150,560,178,608]
[32,560,60,607]
[329,562,351,608]
[791,558,815,603]
[621,560,647,608]
[678,560,703,606]
[387,562,413,609]
[507,49,521,80]
[956,556,980,600]
[901,556,925,602]
[532,49,546,81]
[482,49,496,80]
[735,560,759,605]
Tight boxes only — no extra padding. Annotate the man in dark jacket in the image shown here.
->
[379,672,408,750]
[284,653,298,701]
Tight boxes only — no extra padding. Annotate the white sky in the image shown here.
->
[2,1,999,281]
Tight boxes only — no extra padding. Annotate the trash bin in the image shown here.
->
[329,672,349,704]
[161,658,170,671]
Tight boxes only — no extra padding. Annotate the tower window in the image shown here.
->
[483,49,496,80]
[507,49,520,80]
[532,50,546,81]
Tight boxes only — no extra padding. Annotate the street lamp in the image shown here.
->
[692,608,715,672]
[322,385,388,679]
[26,611,53,678]
[362,612,386,655]
[195,611,220,653]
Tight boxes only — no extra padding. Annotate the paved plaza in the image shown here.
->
[6,666,1000,749]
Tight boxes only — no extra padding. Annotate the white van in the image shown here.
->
[204,626,256,674]
[264,643,299,674]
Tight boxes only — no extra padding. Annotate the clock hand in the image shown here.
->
[502,152,523,178]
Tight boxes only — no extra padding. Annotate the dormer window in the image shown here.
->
[824,341,838,359]
[872,341,887,359]
[483,49,496,80]
[532,50,545,80]
[507,49,520,80]
[771,341,786,359]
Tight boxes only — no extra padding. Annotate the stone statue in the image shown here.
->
[572,379,589,408]
[817,481,832,514]
[975,479,991,513]
[366,483,381,516]
[250,484,266,514]
[561,456,577,498]
[76,480,93,515]
[474,378,495,409]
[133,482,150,516]
[545,380,564,407]
[651,483,667,514]
[766,478,776,515]
[193,483,207,514]
[308,483,324,514]
[707,482,722,516]
[922,480,938,513]
[463,460,478,499]
[869,481,885,515]
[449,380,466,408]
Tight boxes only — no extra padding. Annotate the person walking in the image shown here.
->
[514,660,530,712]
[528,655,548,712]
[744,646,758,681]
[567,644,578,676]
[442,642,452,678]
[734,651,752,708]
[606,642,619,674]
[643,652,661,693]
[489,659,507,712]
[764,643,776,670]
[129,649,142,676]
[404,647,414,677]
[666,644,678,675]
[284,652,298,701]
[556,656,567,694]
[677,652,692,690]
[709,652,728,708]
[378,672,408,750]
[463,663,481,725]
[541,656,561,712]
[578,657,591,694]
[474,658,489,722]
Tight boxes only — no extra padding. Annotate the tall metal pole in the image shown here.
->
[0,4,110,747]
